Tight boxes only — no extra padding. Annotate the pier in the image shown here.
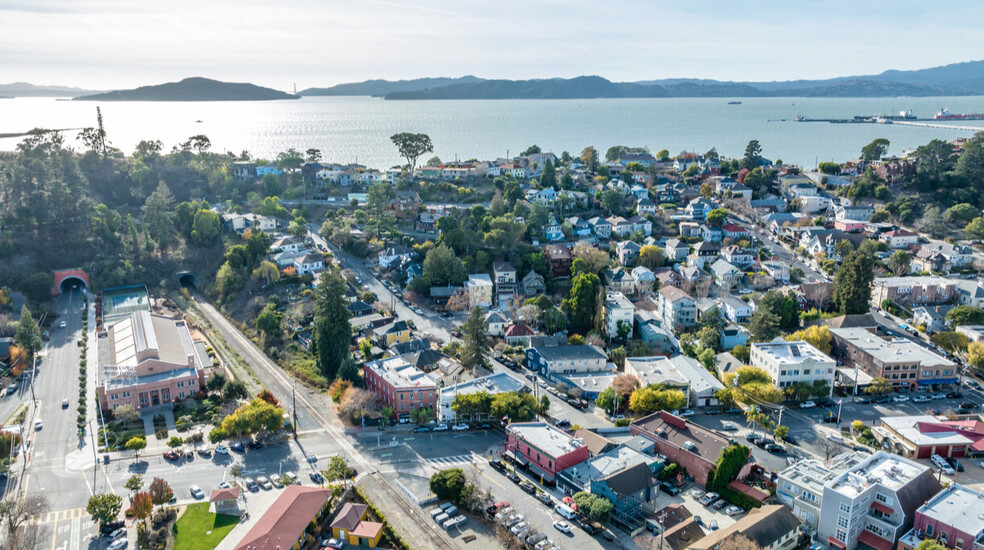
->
[784,118,984,132]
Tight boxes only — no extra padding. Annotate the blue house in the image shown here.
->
[256,165,284,177]
[589,462,659,530]
[525,345,608,378]
[720,324,750,350]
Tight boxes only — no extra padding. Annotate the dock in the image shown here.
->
[784,118,984,132]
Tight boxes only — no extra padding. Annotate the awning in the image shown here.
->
[858,530,893,550]
[528,462,555,482]
[827,536,847,549]
[504,450,527,466]
[918,378,958,385]
[870,501,893,516]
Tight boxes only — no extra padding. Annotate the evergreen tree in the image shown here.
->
[312,270,352,380]
[14,306,42,362]
[562,272,600,334]
[460,307,488,369]
[540,159,556,188]
[833,250,875,314]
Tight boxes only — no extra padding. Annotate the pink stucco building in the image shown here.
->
[97,311,208,411]
[505,422,589,483]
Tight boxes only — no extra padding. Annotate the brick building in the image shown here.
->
[871,276,957,307]
[363,356,438,421]
[630,411,731,487]
[898,484,984,550]
[830,327,957,392]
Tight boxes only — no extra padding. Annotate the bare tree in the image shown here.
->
[692,279,711,299]
[0,495,49,550]
[446,289,471,313]
[636,279,654,298]
[819,437,842,462]
[748,273,776,291]
[716,534,764,550]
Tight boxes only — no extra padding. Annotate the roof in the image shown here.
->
[235,486,330,550]
[881,415,978,448]
[440,371,526,401]
[505,323,535,337]
[827,451,938,501]
[751,339,835,365]
[210,487,240,502]
[507,422,586,458]
[530,345,607,362]
[330,502,368,532]
[689,505,802,550]
[349,520,383,539]
[560,445,659,488]
[599,461,657,496]
[105,311,201,371]
[829,327,954,367]
[825,313,877,329]
[916,483,984,538]
[658,286,693,303]
[660,518,706,550]
[364,356,436,390]
[484,310,508,324]
[400,349,445,369]
[632,411,730,461]
[466,273,493,286]
[295,253,324,265]
[493,261,516,273]
[572,429,617,456]
[387,339,431,356]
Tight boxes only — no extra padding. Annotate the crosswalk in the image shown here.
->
[30,507,86,525]
[425,454,480,466]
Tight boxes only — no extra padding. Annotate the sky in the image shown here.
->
[3,0,983,91]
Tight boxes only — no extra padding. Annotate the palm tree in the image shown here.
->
[745,405,769,434]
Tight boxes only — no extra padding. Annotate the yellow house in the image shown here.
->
[330,503,383,547]
[375,320,411,347]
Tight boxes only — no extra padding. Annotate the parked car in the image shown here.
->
[229,442,245,452]
[855,397,872,404]
[536,492,552,505]
[309,471,325,484]
[719,422,738,432]
[319,538,344,550]
[892,395,909,402]
[660,482,680,495]
[725,408,742,415]
[553,520,571,534]
[257,476,272,489]
[505,471,520,483]
[100,521,125,536]
[433,424,449,432]
[489,459,506,472]
[510,522,530,536]
[247,439,263,449]
[451,423,469,432]
[680,409,695,417]
[817,398,836,408]
[520,481,537,494]
[799,401,816,409]
[61,399,69,409]
[766,443,786,454]
[190,486,205,499]
[912,395,931,403]
[745,433,761,443]
[163,451,179,461]
[712,499,728,511]
[947,392,964,399]
[108,539,128,550]
[725,505,744,516]
[215,445,229,455]
[931,393,947,400]
[948,458,965,472]
[218,481,231,489]
[555,419,571,429]
[413,426,430,433]
[108,527,127,541]
[197,447,211,457]
[699,492,719,506]
[960,402,979,410]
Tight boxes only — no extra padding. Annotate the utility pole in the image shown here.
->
[292,382,298,438]
[777,405,783,428]
[836,399,843,429]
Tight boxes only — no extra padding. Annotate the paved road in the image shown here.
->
[738,214,828,282]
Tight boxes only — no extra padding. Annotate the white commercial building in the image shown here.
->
[438,371,526,422]
[604,291,634,339]
[750,339,836,395]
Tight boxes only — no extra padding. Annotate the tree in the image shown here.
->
[742,140,762,170]
[600,190,625,215]
[887,251,911,276]
[833,250,874,314]
[562,272,601,335]
[773,425,789,441]
[967,217,984,241]
[706,208,728,227]
[572,242,609,275]
[312,270,352,380]
[148,478,173,512]
[866,377,893,395]
[759,290,800,332]
[423,244,466,286]
[142,181,175,256]
[409,406,435,425]
[390,132,433,176]
[86,493,122,527]
[539,395,551,414]
[947,306,984,328]
[216,375,247,401]
[0,494,48,550]
[861,138,890,161]
[968,341,984,370]
[945,203,979,224]
[930,331,969,354]
[490,391,539,422]
[124,474,144,496]
[125,436,147,459]
[325,455,355,483]
[255,302,281,344]
[540,159,556,188]
[785,325,832,355]
[580,146,599,171]
[744,405,770,433]
[629,386,687,414]
[430,468,467,503]
[128,492,153,525]
[13,306,41,362]
[252,260,281,285]
[748,308,780,341]
[460,307,488,369]
[573,491,614,524]
[638,245,664,269]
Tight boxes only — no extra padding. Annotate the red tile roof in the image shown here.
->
[857,529,893,550]
[234,486,329,550]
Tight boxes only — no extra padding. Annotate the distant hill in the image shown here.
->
[0,82,100,97]
[377,59,984,99]
[75,77,299,101]
[299,76,484,97]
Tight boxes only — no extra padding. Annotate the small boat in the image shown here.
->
[195,119,203,123]
[727,101,742,105]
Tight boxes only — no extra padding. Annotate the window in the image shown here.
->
[179,392,185,399]
[875,493,887,503]
[926,525,934,536]
[956,538,964,549]
[177,381,185,388]
[808,512,815,523]
[839,503,850,514]
[122,391,131,398]
[836,529,847,542]
[837,515,849,529]
[189,379,195,386]
[110,393,119,401]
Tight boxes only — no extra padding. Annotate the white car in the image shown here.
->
[931,393,947,400]
[912,395,931,403]
[724,505,744,516]
[553,520,571,533]
[108,539,128,550]
[218,481,231,489]
[433,424,449,432]
[892,395,909,402]
[680,409,695,417]
[59,321,67,328]
[799,401,816,409]
[699,492,719,506]
[511,522,530,536]
[257,476,272,489]
[214,445,228,455]
[190,486,205,499]
[451,423,469,432]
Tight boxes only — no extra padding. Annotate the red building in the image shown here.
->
[630,411,731,487]
[880,415,984,459]
[505,422,589,483]
[363,356,438,421]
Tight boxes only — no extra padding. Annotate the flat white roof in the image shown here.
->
[752,339,834,365]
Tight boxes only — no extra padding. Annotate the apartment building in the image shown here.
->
[605,291,635,339]
[658,286,697,331]
[897,484,984,550]
[363,356,438,420]
[749,339,836,395]
[871,276,957,307]
[776,453,868,531]
[818,451,940,550]
[830,327,957,392]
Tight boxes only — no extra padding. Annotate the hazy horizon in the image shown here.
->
[3,0,984,91]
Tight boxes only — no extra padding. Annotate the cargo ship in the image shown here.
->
[934,108,984,120]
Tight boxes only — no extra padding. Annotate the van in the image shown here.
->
[554,503,577,520]
[932,454,955,474]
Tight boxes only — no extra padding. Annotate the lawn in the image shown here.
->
[172,503,239,550]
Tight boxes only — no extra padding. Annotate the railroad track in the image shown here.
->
[186,288,455,550]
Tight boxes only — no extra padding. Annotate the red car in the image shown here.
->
[163,451,179,461]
